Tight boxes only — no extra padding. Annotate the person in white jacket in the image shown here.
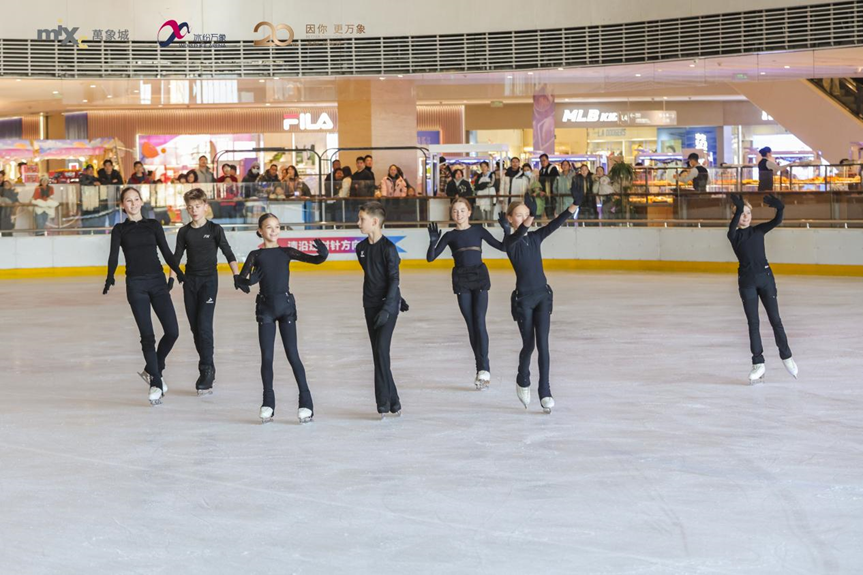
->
[32,176,60,233]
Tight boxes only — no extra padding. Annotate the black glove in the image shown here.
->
[102,277,114,295]
[730,193,744,210]
[427,222,440,245]
[399,298,409,313]
[497,211,508,229]
[571,183,585,207]
[233,274,250,294]
[176,271,186,284]
[523,192,537,218]
[313,238,329,258]
[167,277,175,292]
[763,194,783,209]
[373,310,390,329]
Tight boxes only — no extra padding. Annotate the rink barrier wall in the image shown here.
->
[1,227,862,279]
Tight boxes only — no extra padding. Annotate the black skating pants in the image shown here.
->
[512,286,553,399]
[364,306,400,413]
[456,289,490,372]
[256,293,313,414]
[182,274,218,371]
[126,274,179,391]
[739,270,792,364]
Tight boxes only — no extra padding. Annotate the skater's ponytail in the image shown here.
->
[256,212,279,238]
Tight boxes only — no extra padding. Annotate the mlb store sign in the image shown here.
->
[283,111,337,132]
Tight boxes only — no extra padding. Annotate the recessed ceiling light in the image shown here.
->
[657,69,663,72]
[107,95,112,98]
[90,84,96,88]
[760,72,766,75]
[635,73,641,77]
[82,99,88,103]
[133,89,139,93]
[783,65,790,69]
[274,77,280,80]
[527,72,533,75]
[265,103,271,106]
[379,77,385,80]
[52,90,59,94]
[557,67,563,71]
[397,74,403,78]
[15,79,21,82]
[258,79,265,83]
[689,64,696,68]
[663,96,668,100]
[158,104,163,108]
[506,75,512,79]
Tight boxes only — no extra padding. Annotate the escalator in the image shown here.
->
[809,78,863,121]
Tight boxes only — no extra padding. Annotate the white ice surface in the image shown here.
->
[1,270,862,575]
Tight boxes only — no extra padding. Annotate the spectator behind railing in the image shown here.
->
[261,164,281,183]
[186,170,199,185]
[350,156,375,197]
[594,166,616,220]
[571,164,596,219]
[538,153,559,219]
[283,165,311,197]
[364,155,376,182]
[98,159,124,185]
[217,163,243,218]
[673,152,709,192]
[0,179,19,236]
[325,168,346,197]
[339,167,352,197]
[194,155,216,184]
[474,160,496,220]
[241,163,261,198]
[269,183,288,201]
[128,161,152,185]
[554,160,574,214]
[79,164,100,187]
[32,176,59,231]
[523,164,548,219]
[446,168,473,202]
[379,165,408,198]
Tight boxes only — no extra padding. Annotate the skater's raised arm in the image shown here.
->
[728,194,744,238]
[153,222,185,281]
[535,203,577,243]
[755,194,784,234]
[104,224,121,294]
[426,223,449,262]
[497,210,511,237]
[283,239,328,265]
[480,225,505,252]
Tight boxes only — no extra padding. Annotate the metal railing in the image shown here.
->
[2,183,863,236]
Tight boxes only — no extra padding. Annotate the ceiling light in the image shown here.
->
[557,67,564,71]
[52,90,59,94]
[133,89,139,93]
[689,64,696,68]
[527,72,533,75]
[663,96,668,100]
[397,74,404,78]
[783,65,790,69]
[265,103,271,106]
[82,99,88,103]
[107,95,112,98]
[760,72,766,75]
[657,69,663,72]
[15,79,21,82]
[635,73,641,77]
[258,79,265,83]
[379,77,385,80]
[506,75,512,79]
[274,77,280,80]
[90,84,96,88]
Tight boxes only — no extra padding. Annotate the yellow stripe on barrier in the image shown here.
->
[1,259,861,279]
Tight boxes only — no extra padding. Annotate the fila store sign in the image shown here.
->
[283,112,335,131]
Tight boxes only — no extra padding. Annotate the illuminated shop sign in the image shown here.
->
[562,109,677,126]
[283,112,335,131]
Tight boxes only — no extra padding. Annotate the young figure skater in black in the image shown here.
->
[103,187,185,406]
[236,213,328,424]
[728,193,798,384]
[170,188,240,395]
[356,201,408,418]
[427,197,506,389]
[502,188,582,413]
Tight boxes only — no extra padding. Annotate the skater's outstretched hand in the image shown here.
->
[497,210,509,229]
[313,238,329,257]
[373,310,390,329]
[730,193,744,210]
[167,277,175,292]
[523,192,538,217]
[763,193,784,209]
[399,297,410,313]
[233,274,251,294]
[427,222,440,244]
[102,277,114,295]
[176,270,186,284]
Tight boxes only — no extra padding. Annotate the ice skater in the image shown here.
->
[236,213,328,424]
[103,187,185,406]
[356,201,408,418]
[426,197,506,389]
[728,193,797,384]
[170,188,240,395]
[501,187,583,413]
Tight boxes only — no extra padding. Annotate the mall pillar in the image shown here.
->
[337,79,419,191]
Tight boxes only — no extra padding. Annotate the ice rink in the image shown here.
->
[1,268,861,574]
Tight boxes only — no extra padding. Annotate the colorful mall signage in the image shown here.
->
[283,112,335,131]
[561,108,677,126]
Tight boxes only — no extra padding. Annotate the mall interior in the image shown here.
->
[1,2,862,574]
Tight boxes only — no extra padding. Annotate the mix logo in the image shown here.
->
[283,112,334,131]
[37,24,86,48]
[158,19,190,48]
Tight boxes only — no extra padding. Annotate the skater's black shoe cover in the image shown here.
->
[197,366,215,391]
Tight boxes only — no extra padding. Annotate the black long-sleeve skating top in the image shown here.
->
[238,246,327,296]
[173,220,237,276]
[356,236,400,314]
[106,218,184,281]
[426,225,505,267]
[727,204,783,276]
[504,208,572,294]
